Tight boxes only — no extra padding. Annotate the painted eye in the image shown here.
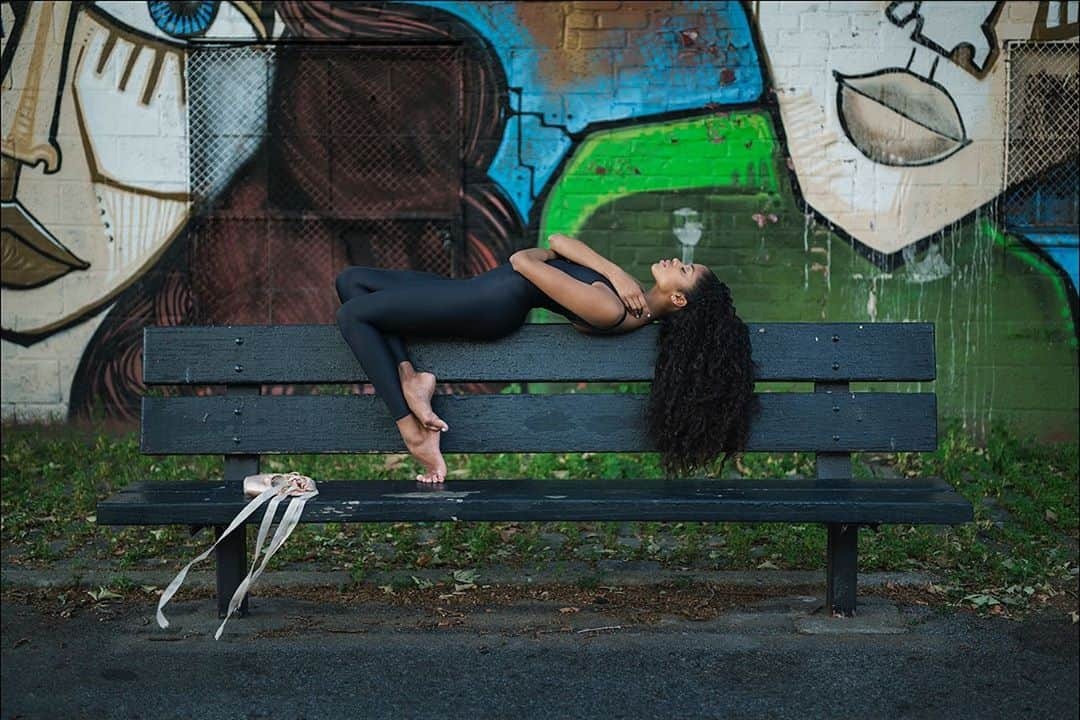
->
[148,1,218,38]
[93,1,260,45]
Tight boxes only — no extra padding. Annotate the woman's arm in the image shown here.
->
[547,233,621,278]
[548,233,649,319]
[510,246,557,264]
[509,251,624,329]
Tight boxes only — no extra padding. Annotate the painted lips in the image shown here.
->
[834,68,971,166]
[1,198,90,288]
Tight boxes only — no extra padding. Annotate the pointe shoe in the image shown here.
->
[243,471,316,497]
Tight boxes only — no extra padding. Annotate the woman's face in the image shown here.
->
[650,257,703,296]
[1,1,271,341]
[751,1,1061,254]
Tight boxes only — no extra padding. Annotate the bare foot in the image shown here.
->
[401,370,449,433]
[397,414,447,484]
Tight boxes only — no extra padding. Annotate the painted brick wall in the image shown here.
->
[1,1,1077,441]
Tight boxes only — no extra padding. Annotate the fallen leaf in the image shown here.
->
[86,587,123,601]
[452,568,480,584]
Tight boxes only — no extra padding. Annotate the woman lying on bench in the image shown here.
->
[334,233,759,484]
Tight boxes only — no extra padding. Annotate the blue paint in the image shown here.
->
[1005,161,1078,232]
[148,0,217,37]
[494,113,574,218]
[396,1,762,221]
[1017,232,1080,294]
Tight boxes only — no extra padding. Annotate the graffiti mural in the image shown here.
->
[753,1,1075,256]
[1,1,1077,441]
[1,0,274,420]
[2,1,269,336]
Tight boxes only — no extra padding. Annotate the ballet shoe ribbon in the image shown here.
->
[155,472,318,640]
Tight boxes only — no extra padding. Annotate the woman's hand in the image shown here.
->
[607,268,649,319]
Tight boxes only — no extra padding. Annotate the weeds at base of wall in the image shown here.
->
[1,413,1076,619]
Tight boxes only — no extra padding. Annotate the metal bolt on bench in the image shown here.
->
[96,322,973,619]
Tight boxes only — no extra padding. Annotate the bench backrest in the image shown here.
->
[141,322,936,481]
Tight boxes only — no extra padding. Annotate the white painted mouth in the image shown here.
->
[834,68,970,166]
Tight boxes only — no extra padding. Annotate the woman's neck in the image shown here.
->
[644,285,677,319]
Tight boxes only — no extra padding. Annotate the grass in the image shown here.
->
[1,416,1076,618]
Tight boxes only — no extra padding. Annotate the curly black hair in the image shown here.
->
[646,267,760,477]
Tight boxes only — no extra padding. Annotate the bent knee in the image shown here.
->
[335,267,376,300]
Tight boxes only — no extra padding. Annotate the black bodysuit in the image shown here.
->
[528,258,628,331]
[335,259,628,421]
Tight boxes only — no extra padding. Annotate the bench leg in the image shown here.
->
[214,524,249,619]
[826,523,858,616]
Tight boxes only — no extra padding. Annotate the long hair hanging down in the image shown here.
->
[646,268,760,477]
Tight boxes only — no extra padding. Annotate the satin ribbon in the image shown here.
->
[156,472,318,640]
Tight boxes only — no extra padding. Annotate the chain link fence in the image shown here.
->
[185,43,486,400]
[1004,40,1079,231]
[188,43,464,274]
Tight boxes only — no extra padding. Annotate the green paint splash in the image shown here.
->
[540,111,780,242]
[982,218,1077,347]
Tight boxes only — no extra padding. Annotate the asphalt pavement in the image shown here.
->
[2,565,1077,720]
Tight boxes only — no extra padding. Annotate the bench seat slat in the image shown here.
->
[97,478,973,525]
[141,392,937,454]
[142,322,935,384]
[100,476,960,495]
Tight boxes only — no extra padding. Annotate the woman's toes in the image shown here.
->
[424,413,448,433]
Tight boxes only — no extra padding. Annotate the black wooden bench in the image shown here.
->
[96,321,972,620]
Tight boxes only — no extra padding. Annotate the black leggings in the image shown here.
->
[334,264,535,421]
